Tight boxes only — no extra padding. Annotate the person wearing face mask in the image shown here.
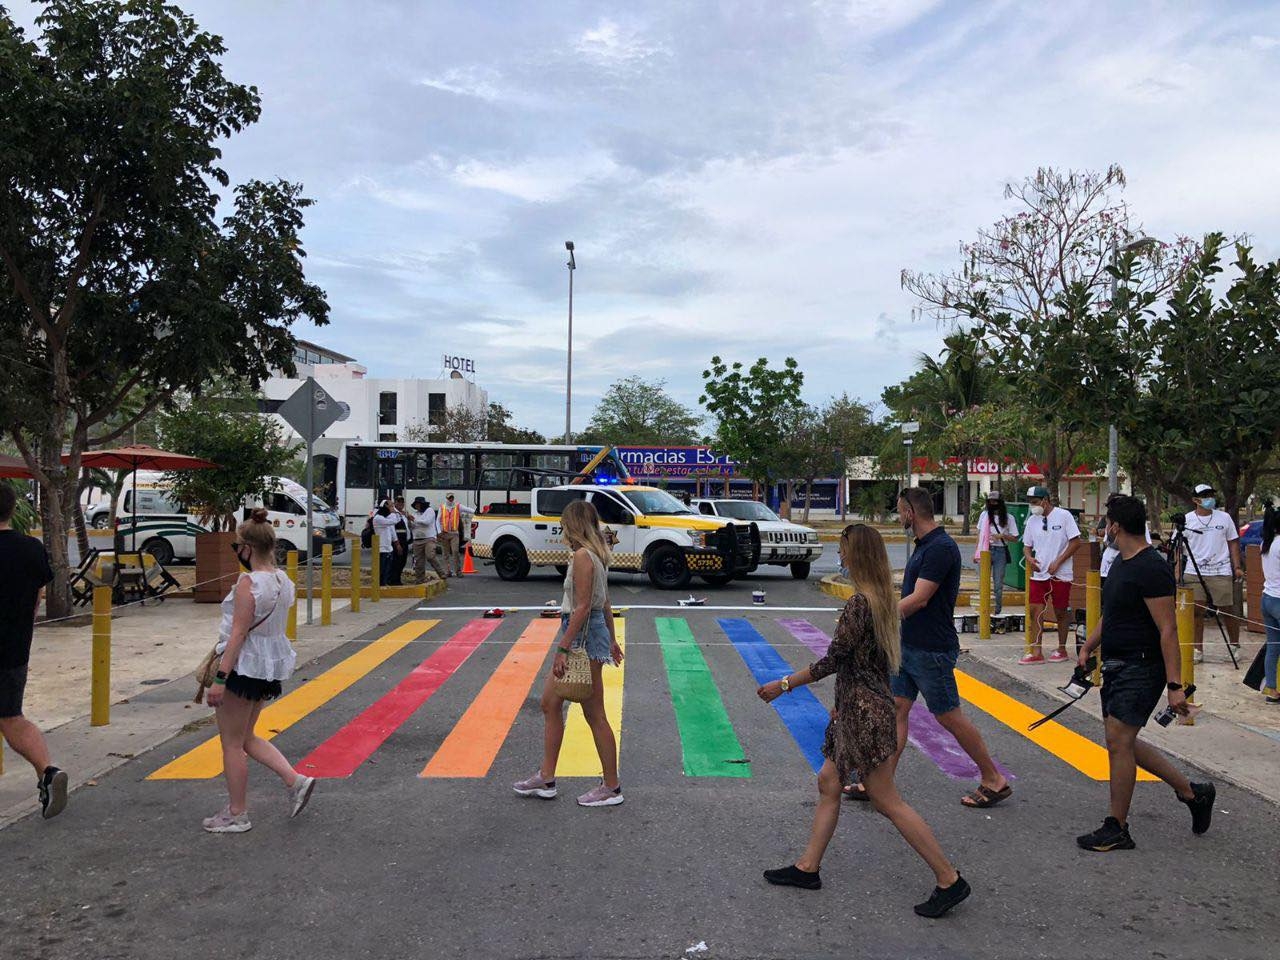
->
[409,496,447,582]
[1098,492,1151,580]
[1075,495,1214,852]
[974,491,1018,615]
[439,493,463,578]
[1181,484,1242,662]
[372,500,398,586]
[1020,486,1081,665]
[891,488,1012,809]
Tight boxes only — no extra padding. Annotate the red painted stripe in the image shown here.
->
[298,619,500,778]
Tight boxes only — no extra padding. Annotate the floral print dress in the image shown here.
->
[809,592,898,780]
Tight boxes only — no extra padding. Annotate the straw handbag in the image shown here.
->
[553,646,594,703]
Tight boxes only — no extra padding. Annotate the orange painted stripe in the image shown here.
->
[420,618,559,778]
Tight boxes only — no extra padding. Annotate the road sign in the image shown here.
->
[278,377,342,443]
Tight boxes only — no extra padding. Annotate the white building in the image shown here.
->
[263,341,489,500]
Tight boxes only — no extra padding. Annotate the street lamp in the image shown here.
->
[902,421,920,559]
[1107,235,1161,494]
[564,241,576,445]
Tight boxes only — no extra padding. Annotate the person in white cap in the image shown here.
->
[1181,484,1242,661]
[1020,485,1081,664]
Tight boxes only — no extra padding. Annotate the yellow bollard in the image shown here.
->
[350,539,362,612]
[370,535,381,602]
[1024,594,1036,658]
[321,543,333,626]
[286,550,298,641]
[1177,586,1196,723]
[91,585,112,726]
[978,549,992,639]
[1086,571,1102,686]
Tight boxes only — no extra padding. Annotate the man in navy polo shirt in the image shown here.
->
[891,488,1012,809]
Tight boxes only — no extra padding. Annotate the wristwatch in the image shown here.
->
[779,676,791,693]
[1166,681,1183,692]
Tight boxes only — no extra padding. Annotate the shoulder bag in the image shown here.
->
[194,575,284,704]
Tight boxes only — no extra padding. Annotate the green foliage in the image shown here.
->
[157,385,299,530]
[700,356,804,485]
[486,403,546,444]
[1,480,37,534]
[583,376,702,445]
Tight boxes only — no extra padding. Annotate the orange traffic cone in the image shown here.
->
[462,542,476,575]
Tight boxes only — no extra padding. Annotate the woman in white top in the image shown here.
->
[974,492,1019,615]
[1258,504,1280,704]
[513,500,625,807]
[203,509,315,833]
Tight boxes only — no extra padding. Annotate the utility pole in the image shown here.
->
[564,241,575,444]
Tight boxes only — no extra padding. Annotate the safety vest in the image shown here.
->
[441,504,461,532]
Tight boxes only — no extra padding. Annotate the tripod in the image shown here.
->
[1168,516,1239,669]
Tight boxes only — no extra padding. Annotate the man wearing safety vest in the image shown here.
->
[439,493,463,577]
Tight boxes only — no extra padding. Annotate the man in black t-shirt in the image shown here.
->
[1075,496,1214,852]
[0,484,68,819]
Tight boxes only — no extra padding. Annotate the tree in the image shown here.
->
[486,403,546,444]
[0,2,329,615]
[779,395,879,522]
[403,402,547,444]
[582,376,702,445]
[700,356,804,489]
[156,385,300,531]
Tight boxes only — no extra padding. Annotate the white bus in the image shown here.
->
[336,442,632,532]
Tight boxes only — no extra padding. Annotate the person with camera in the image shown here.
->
[1181,484,1242,662]
[1020,485,1081,665]
[1075,496,1215,852]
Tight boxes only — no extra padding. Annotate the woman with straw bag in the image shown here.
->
[514,500,625,807]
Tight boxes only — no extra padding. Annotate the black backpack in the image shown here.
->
[360,517,374,549]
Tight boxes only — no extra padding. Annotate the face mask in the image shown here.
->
[378,506,390,517]
[1030,505,1045,517]
[901,511,914,532]
[1199,498,1216,511]
[234,544,253,571]
[1105,524,1119,546]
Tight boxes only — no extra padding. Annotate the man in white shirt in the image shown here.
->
[1020,485,1081,665]
[1182,483,1242,659]
[409,496,446,582]
[371,500,399,586]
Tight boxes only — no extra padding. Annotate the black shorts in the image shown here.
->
[1100,658,1165,728]
[0,664,29,719]
[224,671,283,702]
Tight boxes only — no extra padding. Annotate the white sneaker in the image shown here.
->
[289,775,316,819]
[203,806,252,833]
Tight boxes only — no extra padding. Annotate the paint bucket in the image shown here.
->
[752,589,766,605]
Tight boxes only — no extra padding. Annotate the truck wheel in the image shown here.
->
[790,561,811,580]
[495,541,531,581]
[700,574,733,587]
[647,545,691,590]
[141,537,175,566]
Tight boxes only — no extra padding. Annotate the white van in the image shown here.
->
[100,473,345,563]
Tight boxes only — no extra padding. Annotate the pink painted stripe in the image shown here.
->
[298,619,500,778]
[778,618,1015,783]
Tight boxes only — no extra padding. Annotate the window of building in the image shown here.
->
[428,393,447,428]
[379,392,398,426]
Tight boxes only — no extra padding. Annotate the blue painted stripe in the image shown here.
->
[718,618,828,773]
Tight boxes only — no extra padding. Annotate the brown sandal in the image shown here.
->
[960,783,1013,808]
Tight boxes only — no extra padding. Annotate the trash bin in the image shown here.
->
[1005,502,1030,591]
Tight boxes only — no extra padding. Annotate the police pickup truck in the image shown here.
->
[470,484,759,589]
[691,498,822,579]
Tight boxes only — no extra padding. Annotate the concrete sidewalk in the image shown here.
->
[0,582,445,827]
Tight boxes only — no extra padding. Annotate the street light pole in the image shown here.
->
[901,420,920,562]
[564,241,576,445]
[1107,234,1160,495]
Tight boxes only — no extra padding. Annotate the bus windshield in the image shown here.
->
[622,489,695,516]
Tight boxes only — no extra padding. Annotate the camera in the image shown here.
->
[1154,684,1197,727]
[1061,659,1096,699]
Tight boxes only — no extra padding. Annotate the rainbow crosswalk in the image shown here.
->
[148,612,1154,783]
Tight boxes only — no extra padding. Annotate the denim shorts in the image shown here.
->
[1100,658,1165,728]
[559,611,613,663]
[890,644,961,715]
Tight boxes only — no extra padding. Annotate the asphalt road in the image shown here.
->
[1,566,1274,960]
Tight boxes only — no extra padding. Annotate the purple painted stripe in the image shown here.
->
[778,618,1015,783]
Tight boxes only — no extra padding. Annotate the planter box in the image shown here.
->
[195,531,239,604]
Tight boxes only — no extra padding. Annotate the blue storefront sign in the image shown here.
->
[615,446,738,479]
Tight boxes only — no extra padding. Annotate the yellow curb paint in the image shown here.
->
[148,620,439,780]
[954,670,1158,782]
[555,619,625,778]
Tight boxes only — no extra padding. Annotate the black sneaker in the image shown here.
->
[38,766,68,820]
[1076,816,1135,852]
[913,874,971,918]
[763,864,822,890]
[1180,781,1215,835]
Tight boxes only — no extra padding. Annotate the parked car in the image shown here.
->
[691,498,822,579]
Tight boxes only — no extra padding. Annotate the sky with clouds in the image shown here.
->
[14,0,1280,437]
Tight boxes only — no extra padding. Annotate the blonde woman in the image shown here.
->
[514,500,625,807]
[203,509,316,833]
[757,524,970,918]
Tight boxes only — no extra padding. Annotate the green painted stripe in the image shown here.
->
[656,618,750,778]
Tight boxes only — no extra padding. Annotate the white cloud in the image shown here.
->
[574,18,668,67]
[419,67,506,102]
[449,152,621,203]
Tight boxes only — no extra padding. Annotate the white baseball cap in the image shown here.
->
[1193,484,1215,495]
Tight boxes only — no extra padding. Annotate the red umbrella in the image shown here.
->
[0,454,34,479]
[66,445,218,551]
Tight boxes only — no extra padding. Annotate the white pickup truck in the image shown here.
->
[470,484,760,589]
[691,498,822,579]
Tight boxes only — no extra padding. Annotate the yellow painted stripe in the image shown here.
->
[148,620,439,780]
[556,619,625,778]
[955,670,1158,782]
